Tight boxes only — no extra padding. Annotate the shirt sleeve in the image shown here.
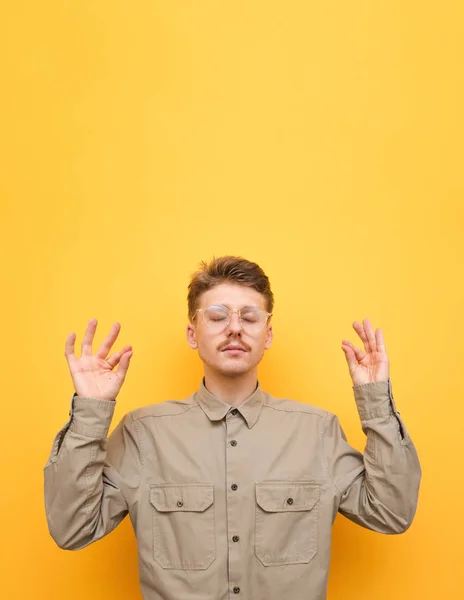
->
[43,393,141,550]
[323,379,422,534]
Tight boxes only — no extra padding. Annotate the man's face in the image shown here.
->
[186,283,273,378]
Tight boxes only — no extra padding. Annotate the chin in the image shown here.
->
[221,365,252,377]
[206,360,253,378]
[219,370,252,380]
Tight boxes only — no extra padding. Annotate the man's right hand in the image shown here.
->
[64,318,133,401]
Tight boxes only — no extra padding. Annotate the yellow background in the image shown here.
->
[1,1,462,598]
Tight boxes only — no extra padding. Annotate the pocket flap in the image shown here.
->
[150,483,214,512]
[256,481,319,512]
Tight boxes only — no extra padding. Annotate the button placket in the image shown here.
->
[226,408,244,598]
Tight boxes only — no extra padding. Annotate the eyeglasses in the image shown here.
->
[193,305,272,333]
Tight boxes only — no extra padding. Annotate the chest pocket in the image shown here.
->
[255,481,320,566]
[150,483,215,570]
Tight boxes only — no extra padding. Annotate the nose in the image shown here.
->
[226,310,243,334]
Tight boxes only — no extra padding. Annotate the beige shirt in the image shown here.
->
[44,378,421,600]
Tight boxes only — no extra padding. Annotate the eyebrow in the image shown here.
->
[208,303,261,310]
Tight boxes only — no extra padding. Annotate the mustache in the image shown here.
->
[218,340,251,352]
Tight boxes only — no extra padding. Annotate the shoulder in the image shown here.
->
[262,392,336,421]
[128,395,199,422]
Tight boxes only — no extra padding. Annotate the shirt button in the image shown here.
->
[232,535,240,542]
[231,409,238,416]
[230,440,237,446]
[231,483,238,491]
[177,501,183,507]
[233,587,240,594]
[286,497,294,505]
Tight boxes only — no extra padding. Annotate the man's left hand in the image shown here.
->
[341,318,390,386]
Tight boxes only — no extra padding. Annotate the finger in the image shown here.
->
[116,351,133,381]
[107,345,133,368]
[352,321,370,354]
[64,331,79,369]
[341,344,358,373]
[342,339,365,363]
[95,322,122,360]
[363,318,377,353]
[375,327,387,354]
[81,318,98,356]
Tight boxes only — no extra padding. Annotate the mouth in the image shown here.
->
[221,346,248,354]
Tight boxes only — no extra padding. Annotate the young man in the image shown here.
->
[44,256,421,600]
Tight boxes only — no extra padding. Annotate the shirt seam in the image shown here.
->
[83,440,98,535]
[131,413,143,509]
[132,403,199,422]
[320,411,342,496]
[261,404,326,418]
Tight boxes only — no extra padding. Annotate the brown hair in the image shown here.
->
[187,255,274,321]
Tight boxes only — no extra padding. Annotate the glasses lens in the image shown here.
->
[240,308,267,332]
[203,306,230,329]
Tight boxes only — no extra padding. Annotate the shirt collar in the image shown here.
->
[196,378,265,429]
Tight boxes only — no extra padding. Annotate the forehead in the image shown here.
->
[199,283,267,310]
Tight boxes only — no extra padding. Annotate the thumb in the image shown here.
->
[341,344,358,374]
[116,351,133,381]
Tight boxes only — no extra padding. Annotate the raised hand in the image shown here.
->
[341,318,390,386]
[64,318,133,401]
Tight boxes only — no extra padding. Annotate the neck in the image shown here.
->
[203,367,258,407]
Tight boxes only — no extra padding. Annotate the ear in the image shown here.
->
[264,324,273,350]
[186,323,198,349]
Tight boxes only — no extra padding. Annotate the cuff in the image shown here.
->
[352,378,398,421]
[69,392,116,438]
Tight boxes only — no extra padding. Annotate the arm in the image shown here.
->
[44,394,141,549]
[44,318,136,549]
[324,378,421,533]
[331,318,422,533]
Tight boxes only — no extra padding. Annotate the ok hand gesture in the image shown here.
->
[341,318,390,386]
[64,318,133,401]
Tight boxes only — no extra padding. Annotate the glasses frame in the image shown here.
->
[193,304,273,332]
